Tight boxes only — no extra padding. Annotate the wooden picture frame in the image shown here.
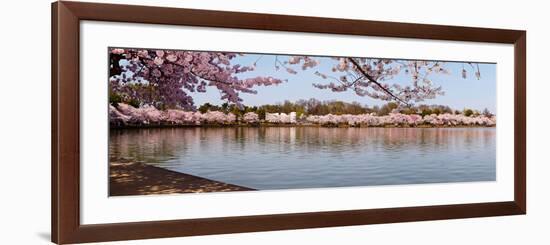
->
[51,1,526,244]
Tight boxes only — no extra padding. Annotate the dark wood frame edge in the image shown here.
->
[52,1,526,244]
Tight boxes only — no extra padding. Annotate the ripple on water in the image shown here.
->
[109,127,496,190]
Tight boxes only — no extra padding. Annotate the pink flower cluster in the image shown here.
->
[110,103,237,126]
[201,111,237,124]
[242,112,260,123]
[110,48,284,110]
[422,113,496,126]
[265,112,297,123]
[110,103,496,127]
[305,113,495,127]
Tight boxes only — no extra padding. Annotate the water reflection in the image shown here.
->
[110,127,496,189]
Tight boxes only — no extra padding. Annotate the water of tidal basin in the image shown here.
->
[109,127,496,190]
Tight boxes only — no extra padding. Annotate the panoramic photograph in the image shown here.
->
[108,47,496,196]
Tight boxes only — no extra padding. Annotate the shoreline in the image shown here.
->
[110,123,496,130]
[109,161,255,196]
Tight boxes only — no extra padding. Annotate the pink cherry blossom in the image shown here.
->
[284,56,482,106]
[109,48,284,110]
[110,103,496,128]
[243,112,260,123]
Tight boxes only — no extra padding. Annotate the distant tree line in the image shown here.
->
[195,98,493,120]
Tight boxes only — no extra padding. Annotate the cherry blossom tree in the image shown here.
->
[243,112,260,123]
[110,48,483,111]
[279,56,482,106]
[109,102,495,127]
[304,112,494,127]
[109,48,284,110]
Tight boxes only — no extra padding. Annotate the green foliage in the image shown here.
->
[229,105,243,118]
[482,108,493,117]
[109,92,122,106]
[378,102,398,116]
[257,108,266,120]
[421,109,433,117]
[109,91,140,108]
[221,102,229,112]
[191,99,492,120]
[128,98,141,108]
[399,107,417,115]
[464,109,474,117]
[198,103,213,113]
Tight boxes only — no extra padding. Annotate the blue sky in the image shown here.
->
[192,53,497,113]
